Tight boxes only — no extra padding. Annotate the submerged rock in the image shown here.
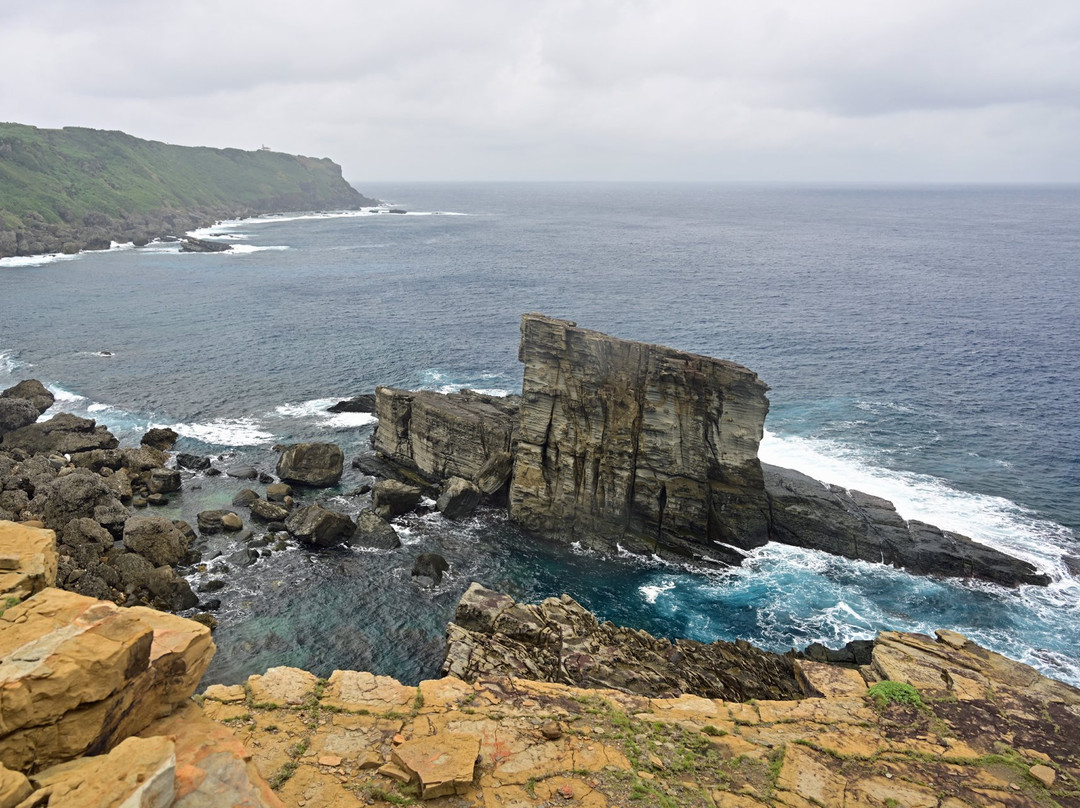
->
[411,553,449,586]
[285,503,355,547]
[352,509,400,550]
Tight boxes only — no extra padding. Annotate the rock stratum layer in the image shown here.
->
[443,582,804,702]
[0,122,376,259]
[509,314,772,562]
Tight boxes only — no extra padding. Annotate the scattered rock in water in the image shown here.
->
[352,509,400,550]
[146,493,168,506]
[197,509,242,535]
[265,483,292,502]
[231,489,260,508]
[327,393,376,413]
[250,499,289,523]
[198,579,227,593]
[436,477,481,520]
[180,236,231,253]
[285,503,355,547]
[275,442,344,487]
[225,465,258,480]
[372,480,422,519]
[147,468,181,494]
[177,453,211,471]
[412,553,449,587]
[227,547,258,568]
[140,427,179,452]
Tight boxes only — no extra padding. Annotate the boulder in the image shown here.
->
[250,499,289,523]
[119,446,169,473]
[509,315,772,561]
[0,588,214,771]
[30,468,128,535]
[113,552,156,590]
[1,413,118,455]
[179,236,230,252]
[1,379,55,414]
[123,516,188,567]
[0,398,39,436]
[412,553,449,586]
[373,387,518,483]
[225,465,258,480]
[391,733,480,799]
[284,503,355,548]
[436,476,481,520]
[265,482,292,502]
[475,450,514,497]
[176,453,210,471]
[372,479,422,519]
[140,427,179,451]
[146,566,199,611]
[196,509,241,535]
[147,468,181,494]
[275,442,344,487]
[231,488,260,507]
[352,509,400,550]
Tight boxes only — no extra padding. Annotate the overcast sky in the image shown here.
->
[2,0,1078,183]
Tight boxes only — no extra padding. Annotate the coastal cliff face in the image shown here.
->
[0,122,376,259]
[509,314,772,562]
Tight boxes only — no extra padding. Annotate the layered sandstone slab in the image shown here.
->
[510,314,771,560]
[0,588,214,772]
[373,387,519,485]
[0,521,57,600]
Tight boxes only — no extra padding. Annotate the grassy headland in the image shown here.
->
[0,122,376,258]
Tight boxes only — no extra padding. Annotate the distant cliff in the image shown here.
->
[0,122,376,258]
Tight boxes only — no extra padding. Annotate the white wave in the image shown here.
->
[225,244,289,254]
[171,418,274,446]
[640,580,676,605]
[272,398,377,429]
[759,429,1075,578]
[108,241,136,251]
[0,252,79,268]
[434,385,512,397]
[0,350,32,375]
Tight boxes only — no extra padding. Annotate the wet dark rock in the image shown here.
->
[227,547,258,568]
[197,509,242,535]
[2,412,119,455]
[147,493,168,506]
[266,482,292,502]
[372,479,422,519]
[140,426,179,451]
[284,503,355,548]
[275,442,344,487]
[352,509,400,550]
[226,465,258,480]
[801,640,875,666]
[198,599,222,612]
[177,453,211,471]
[198,579,227,593]
[1,378,55,414]
[250,499,289,523]
[180,236,230,253]
[412,553,449,586]
[327,394,376,413]
[232,488,260,507]
[436,477,481,520]
[258,471,274,484]
[443,583,804,702]
[146,566,199,610]
[147,468,181,494]
[1064,555,1080,577]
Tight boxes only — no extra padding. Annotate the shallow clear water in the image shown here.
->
[2,183,1078,686]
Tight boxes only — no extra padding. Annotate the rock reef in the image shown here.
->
[371,314,1048,586]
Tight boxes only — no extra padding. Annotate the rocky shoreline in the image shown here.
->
[2,316,1078,804]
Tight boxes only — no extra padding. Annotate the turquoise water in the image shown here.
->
[2,183,1078,686]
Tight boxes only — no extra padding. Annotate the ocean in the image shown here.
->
[2,182,1078,688]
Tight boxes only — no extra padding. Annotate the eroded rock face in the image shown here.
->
[442,583,803,702]
[0,588,214,772]
[0,520,57,600]
[510,314,771,561]
[1,413,118,455]
[373,387,519,484]
[763,464,1050,587]
[275,442,344,488]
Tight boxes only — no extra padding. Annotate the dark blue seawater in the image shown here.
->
[2,183,1078,687]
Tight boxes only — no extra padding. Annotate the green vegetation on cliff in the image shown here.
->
[0,122,375,257]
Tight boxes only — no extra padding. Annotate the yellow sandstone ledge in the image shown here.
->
[198,628,1080,808]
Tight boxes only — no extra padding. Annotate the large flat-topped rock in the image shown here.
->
[510,314,771,560]
[373,387,519,484]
